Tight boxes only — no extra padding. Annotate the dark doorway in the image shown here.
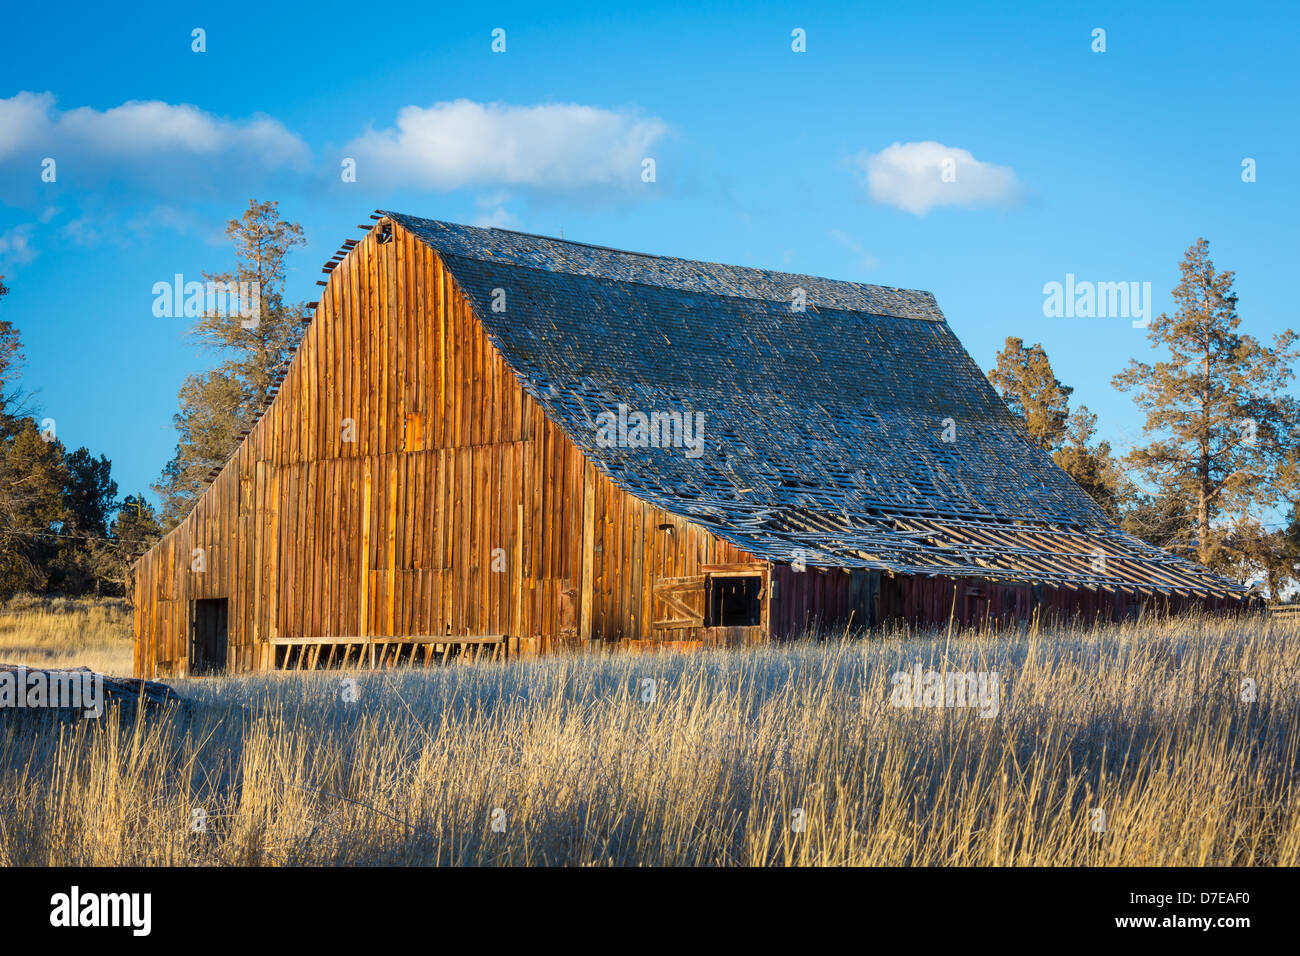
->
[190,598,229,675]
[706,575,763,627]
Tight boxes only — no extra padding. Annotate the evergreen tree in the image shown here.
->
[988,337,1072,452]
[1222,515,1299,603]
[0,281,68,598]
[109,494,163,603]
[1114,239,1299,570]
[63,447,117,536]
[0,274,28,424]
[989,336,1125,519]
[0,278,138,599]
[0,419,68,599]
[49,447,119,595]
[155,371,246,523]
[1121,490,1195,555]
[1052,408,1125,522]
[154,200,307,526]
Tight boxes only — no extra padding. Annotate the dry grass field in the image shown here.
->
[1,599,1297,866]
[0,597,134,674]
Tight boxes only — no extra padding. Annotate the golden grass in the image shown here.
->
[1,607,1297,865]
[0,596,133,675]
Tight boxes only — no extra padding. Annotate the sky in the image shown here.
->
[0,0,1297,505]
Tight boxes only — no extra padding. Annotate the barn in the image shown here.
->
[132,211,1248,677]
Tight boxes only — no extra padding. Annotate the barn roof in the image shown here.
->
[385,212,1243,597]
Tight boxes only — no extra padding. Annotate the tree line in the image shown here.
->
[0,200,307,604]
[989,239,1300,600]
[0,275,163,601]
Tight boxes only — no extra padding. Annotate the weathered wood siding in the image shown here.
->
[874,573,1247,629]
[133,220,760,677]
[766,566,1247,638]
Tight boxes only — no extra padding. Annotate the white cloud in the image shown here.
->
[0,92,52,160]
[60,100,308,166]
[854,141,1021,215]
[0,92,310,199]
[345,99,668,190]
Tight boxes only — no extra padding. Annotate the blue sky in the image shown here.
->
[1,0,1296,504]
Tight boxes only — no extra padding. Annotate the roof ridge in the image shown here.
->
[437,249,947,323]
[382,211,944,320]
[486,224,663,260]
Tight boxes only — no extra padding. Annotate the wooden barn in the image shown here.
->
[132,211,1248,677]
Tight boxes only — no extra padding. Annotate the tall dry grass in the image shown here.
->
[1,610,1297,865]
[0,596,133,674]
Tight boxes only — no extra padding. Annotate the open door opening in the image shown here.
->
[190,598,228,675]
[706,575,763,627]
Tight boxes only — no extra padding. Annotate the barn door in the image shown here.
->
[190,598,229,676]
[652,575,705,636]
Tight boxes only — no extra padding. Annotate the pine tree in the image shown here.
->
[0,274,28,424]
[49,447,119,595]
[194,199,308,411]
[1114,239,1299,570]
[0,281,68,598]
[988,337,1072,452]
[1052,408,1126,522]
[63,448,117,535]
[1222,516,1299,603]
[989,337,1124,518]
[155,372,247,522]
[0,419,68,599]
[0,280,132,599]
[1121,491,1195,554]
[110,494,163,603]
[154,201,307,526]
